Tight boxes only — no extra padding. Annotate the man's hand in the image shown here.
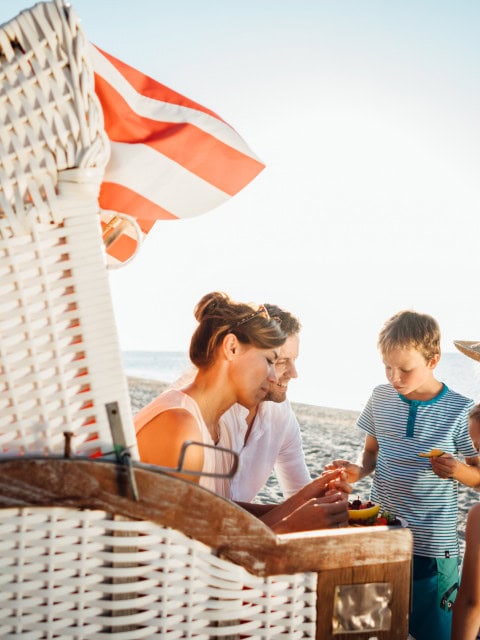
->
[259,469,350,531]
[271,493,349,534]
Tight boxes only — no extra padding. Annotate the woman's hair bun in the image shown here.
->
[194,291,229,322]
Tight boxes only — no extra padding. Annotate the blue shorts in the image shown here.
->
[409,555,459,640]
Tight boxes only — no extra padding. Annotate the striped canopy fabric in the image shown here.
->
[90,45,265,264]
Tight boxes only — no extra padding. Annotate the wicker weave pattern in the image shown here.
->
[0,212,136,456]
[0,1,136,457]
[0,0,109,230]
[0,507,316,639]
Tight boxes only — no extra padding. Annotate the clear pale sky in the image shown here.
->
[3,0,480,408]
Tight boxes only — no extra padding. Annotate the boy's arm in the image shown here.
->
[358,435,379,478]
[431,454,480,489]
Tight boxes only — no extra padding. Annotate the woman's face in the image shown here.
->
[231,343,279,408]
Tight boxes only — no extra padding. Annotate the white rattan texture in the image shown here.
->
[0,507,317,639]
[0,211,136,456]
[0,0,109,231]
[0,1,137,457]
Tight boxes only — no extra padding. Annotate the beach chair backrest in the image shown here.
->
[0,0,137,459]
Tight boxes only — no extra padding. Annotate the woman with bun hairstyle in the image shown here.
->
[136,292,286,497]
[135,291,349,533]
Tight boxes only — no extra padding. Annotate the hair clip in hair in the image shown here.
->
[231,305,270,328]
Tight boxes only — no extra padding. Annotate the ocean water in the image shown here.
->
[122,349,480,411]
[122,350,191,385]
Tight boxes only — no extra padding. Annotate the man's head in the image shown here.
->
[263,304,301,403]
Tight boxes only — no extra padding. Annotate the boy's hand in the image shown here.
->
[324,459,363,483]
[430,453,458,479]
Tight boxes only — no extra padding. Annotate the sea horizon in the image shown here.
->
[122,349,480,412]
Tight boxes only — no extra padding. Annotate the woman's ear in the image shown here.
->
[222,333,238,361]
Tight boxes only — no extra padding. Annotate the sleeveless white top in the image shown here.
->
[135,388,232,497]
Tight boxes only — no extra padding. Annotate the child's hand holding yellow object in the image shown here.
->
[418,448,445,458]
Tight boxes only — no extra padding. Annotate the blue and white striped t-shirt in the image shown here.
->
[357,383,476,557]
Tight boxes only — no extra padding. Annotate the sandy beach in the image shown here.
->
[128,376,479,551]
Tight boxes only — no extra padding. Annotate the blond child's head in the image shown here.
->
[378,310,441,362]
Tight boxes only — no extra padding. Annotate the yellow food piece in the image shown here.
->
[348,503,381,520]
[418,448,445,458]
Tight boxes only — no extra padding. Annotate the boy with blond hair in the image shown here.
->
[327,310,480,640]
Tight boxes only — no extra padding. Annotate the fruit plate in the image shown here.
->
[347,500,380,522]
[347,499,409,527]
[349,516,407,528]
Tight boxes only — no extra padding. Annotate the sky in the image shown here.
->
[3,0,480,409]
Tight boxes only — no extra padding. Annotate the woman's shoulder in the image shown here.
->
[143,387,198,411]
[135,389,203,459]
[135,388,199,434]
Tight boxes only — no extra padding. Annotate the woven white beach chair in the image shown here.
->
[0,2,413,638]
[0,0,135,460]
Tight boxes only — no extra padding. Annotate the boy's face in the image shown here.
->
[382,346,439,400]
[469,417,480,452]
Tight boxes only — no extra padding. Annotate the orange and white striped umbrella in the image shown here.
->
[90,45,265,265]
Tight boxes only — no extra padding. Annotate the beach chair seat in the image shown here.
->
[0,460,313,639]
[0,457,412,640]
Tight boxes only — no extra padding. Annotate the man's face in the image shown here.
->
[264,333,299,403]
